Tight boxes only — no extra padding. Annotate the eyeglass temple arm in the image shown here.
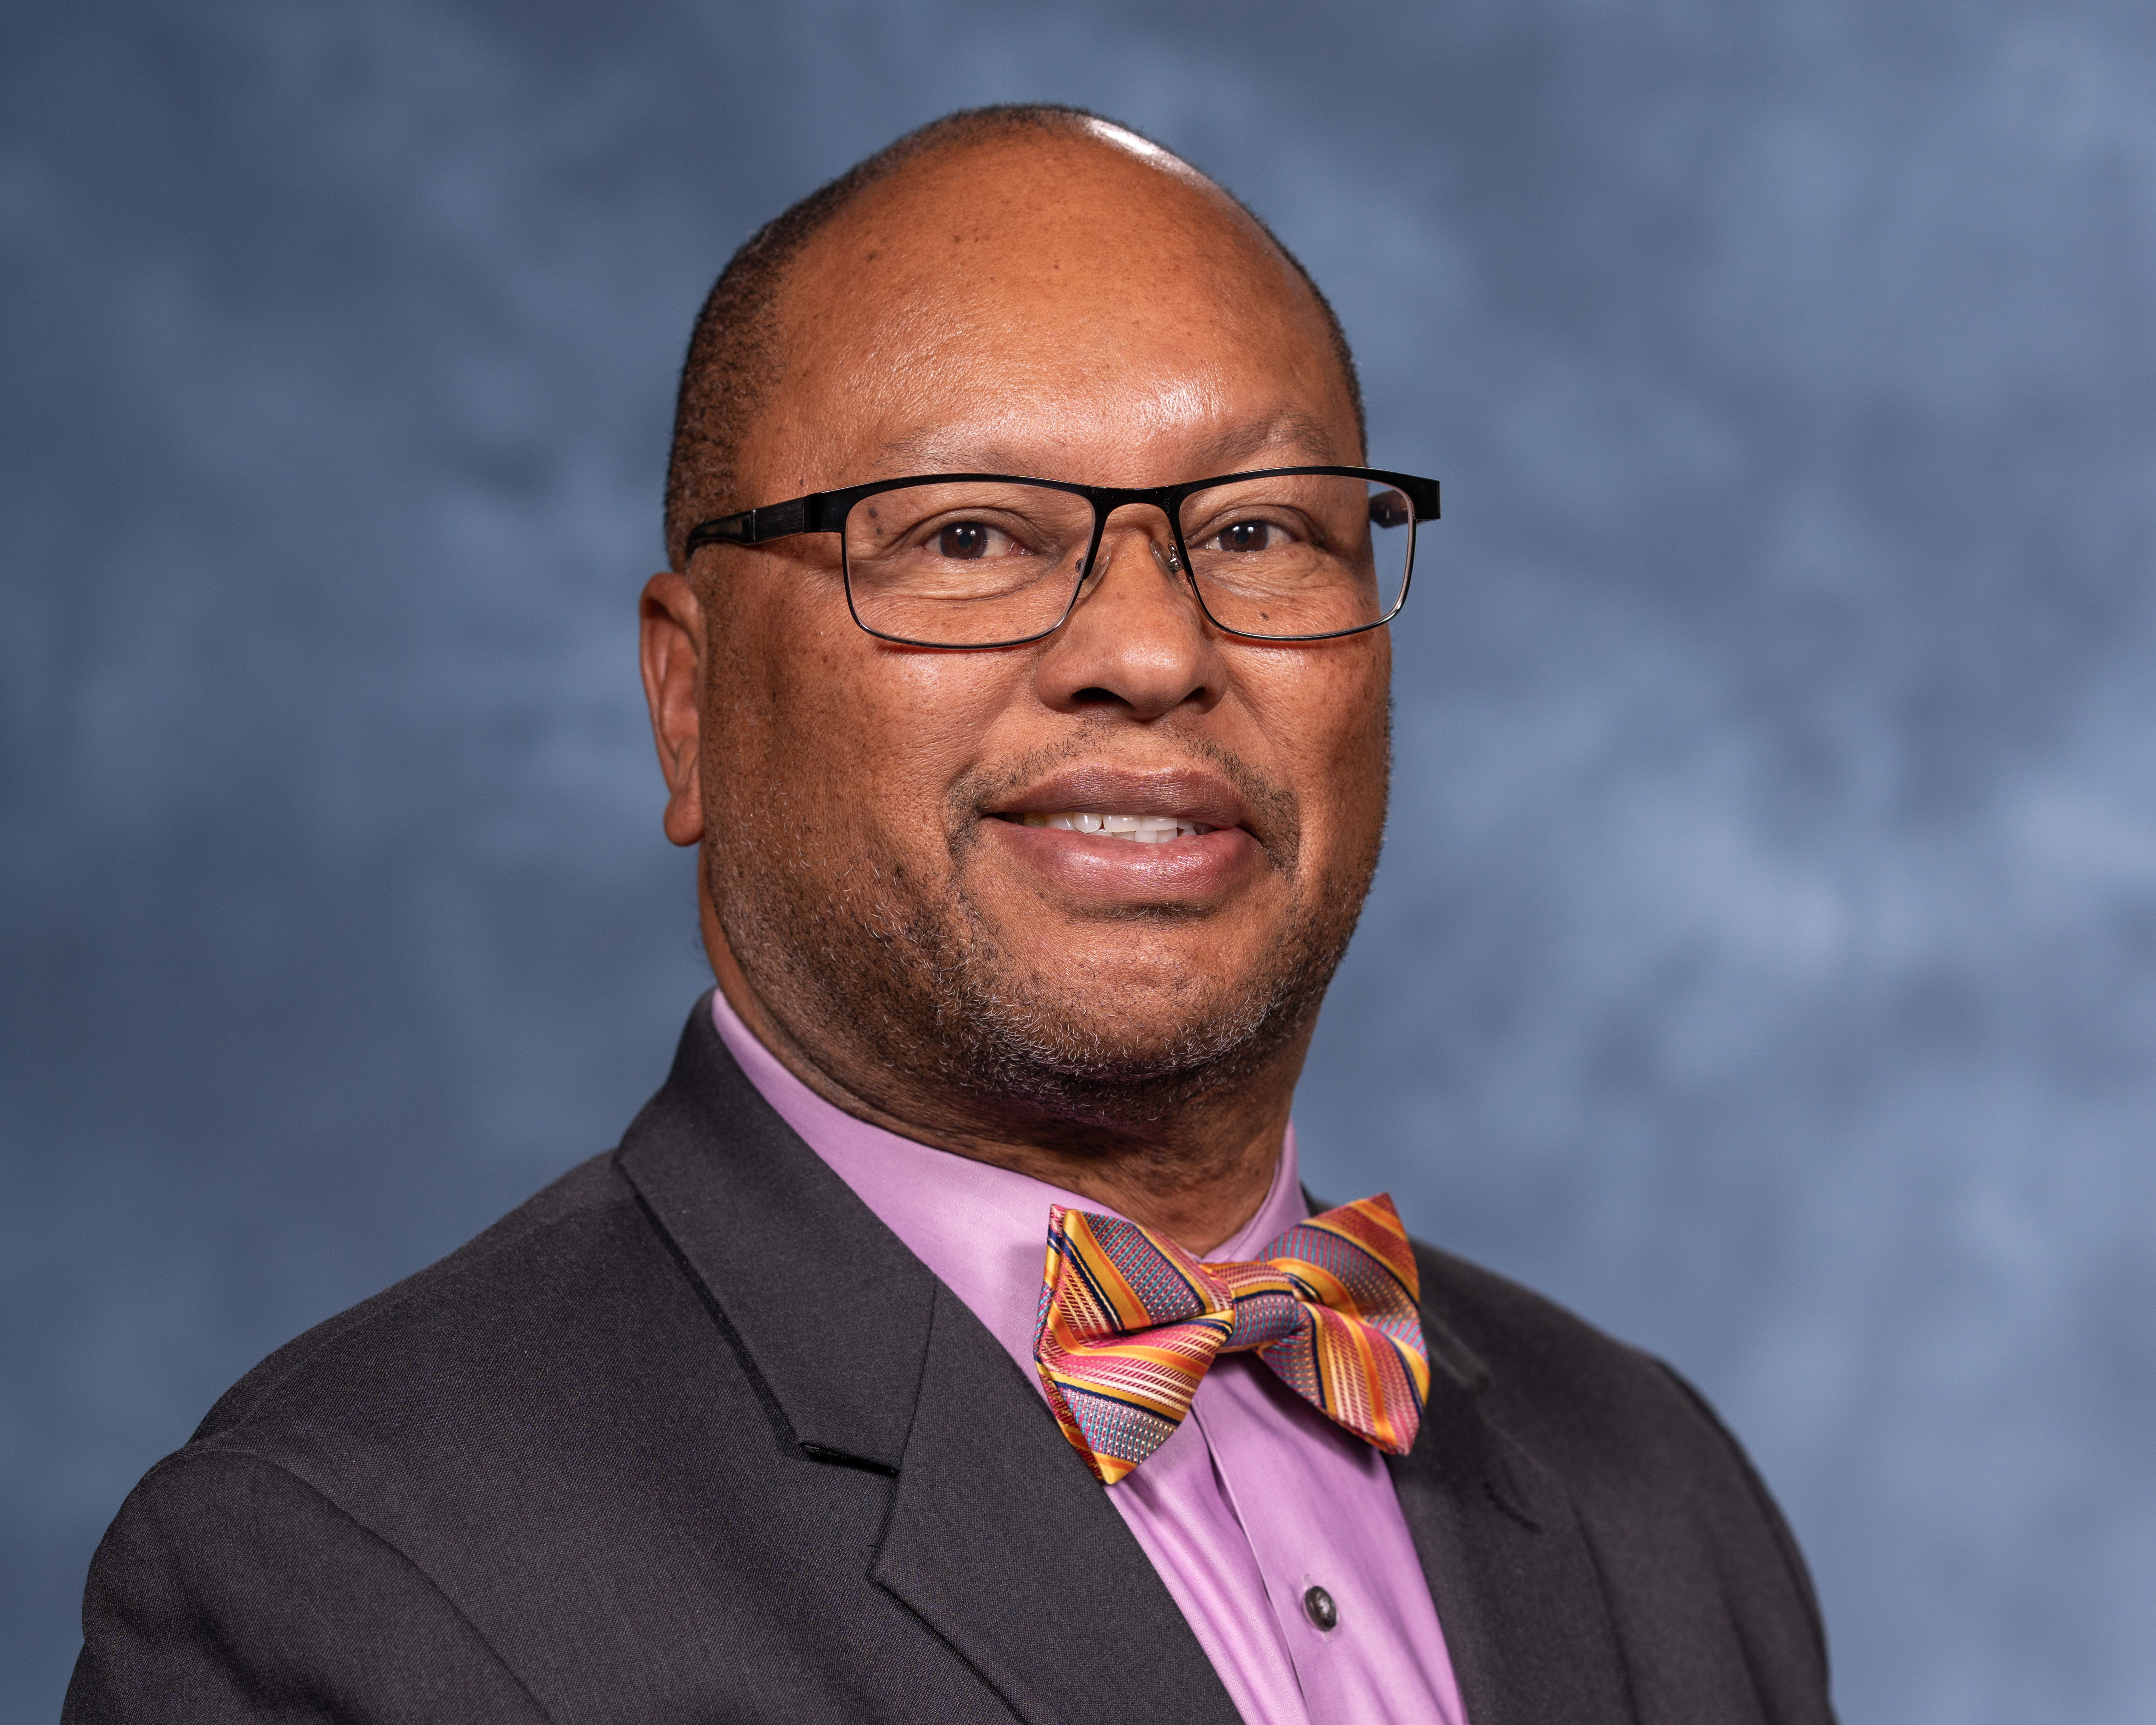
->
[1390,476,1441,523]
[683,492,849,554]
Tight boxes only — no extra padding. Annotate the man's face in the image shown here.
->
[680,132,1389,1144]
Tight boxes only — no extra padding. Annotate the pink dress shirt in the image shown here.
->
[710,992,1469,1725]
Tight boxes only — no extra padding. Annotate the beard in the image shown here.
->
[704,732,1383,1160]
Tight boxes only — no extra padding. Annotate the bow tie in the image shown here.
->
[1032,1195,1430,1484]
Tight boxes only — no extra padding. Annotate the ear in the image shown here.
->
[639,570,707,847]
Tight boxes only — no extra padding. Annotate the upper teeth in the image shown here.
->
[1020,812,1212,842]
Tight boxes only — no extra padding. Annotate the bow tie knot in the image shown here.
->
[1032,1196,1430,1485]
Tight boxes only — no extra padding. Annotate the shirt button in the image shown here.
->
[1302,1584,1338,1631]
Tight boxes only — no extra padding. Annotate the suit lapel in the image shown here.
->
[615,1001,932,1470]
[1388,1275,1637,1725]
[617,1001,1239,1725]
[872,1281,1241,1723]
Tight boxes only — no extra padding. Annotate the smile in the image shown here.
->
[1016,812,1215,842]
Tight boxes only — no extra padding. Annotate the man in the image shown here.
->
[67,106,1834,1723]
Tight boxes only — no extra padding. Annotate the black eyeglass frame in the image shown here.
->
[682,465,1441,649]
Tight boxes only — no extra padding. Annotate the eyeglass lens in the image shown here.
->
[840,475,1413,646]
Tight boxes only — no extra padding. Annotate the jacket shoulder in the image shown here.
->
[1411,1237,1778,1489]
[193,1149,646,1444]
[1412,1237,1685,1437]
[66,1446,550,1724]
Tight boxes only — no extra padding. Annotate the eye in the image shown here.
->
[1214,520,1277,554]
[938,521,993,559]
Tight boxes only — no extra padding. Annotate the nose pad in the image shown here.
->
[1077,512,1185,590]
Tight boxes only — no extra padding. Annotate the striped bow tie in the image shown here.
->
[1032,1195,1430,1485]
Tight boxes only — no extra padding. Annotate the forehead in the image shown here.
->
[758,136,1356,483]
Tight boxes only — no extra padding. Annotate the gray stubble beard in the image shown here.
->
[706,742,1383,1162]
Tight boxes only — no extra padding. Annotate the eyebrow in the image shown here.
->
[873,411,1346,477]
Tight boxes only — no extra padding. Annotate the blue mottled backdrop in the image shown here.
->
[5,2,2154,1719]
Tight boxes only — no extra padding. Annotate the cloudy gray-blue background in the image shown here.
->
[6,0,2154,1718]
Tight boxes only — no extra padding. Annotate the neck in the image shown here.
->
[703,908,1300,1258]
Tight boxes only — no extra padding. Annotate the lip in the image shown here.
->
[981,765,1264,905]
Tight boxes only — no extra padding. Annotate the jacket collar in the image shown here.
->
[1387,1255,1638,1725]
[1306,1186,1634,1722]
[614,998,1243,1725]
[614,996,930,1470]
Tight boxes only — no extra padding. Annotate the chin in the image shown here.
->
[959,968,1304,1092]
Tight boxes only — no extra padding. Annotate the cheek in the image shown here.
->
[857,656,1017,796]
[709,609,1023,853]
[1247,643,1391,859]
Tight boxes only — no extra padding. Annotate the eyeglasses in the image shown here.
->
[683,466,1440,649]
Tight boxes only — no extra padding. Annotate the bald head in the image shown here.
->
[662,105,1362,568]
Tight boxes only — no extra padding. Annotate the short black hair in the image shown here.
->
[662,103,1364,570]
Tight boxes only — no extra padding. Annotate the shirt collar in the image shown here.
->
[706,988,1309,1377]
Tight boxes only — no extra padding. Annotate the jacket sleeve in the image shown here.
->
[64,1449,549,1725]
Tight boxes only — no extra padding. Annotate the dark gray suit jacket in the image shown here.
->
[66,999,1834,1723]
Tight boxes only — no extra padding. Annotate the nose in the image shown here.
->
[1032,506,1227,720]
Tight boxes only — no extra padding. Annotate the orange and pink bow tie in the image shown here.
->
[1032,1195,1430,1485]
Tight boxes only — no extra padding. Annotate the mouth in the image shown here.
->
[985,766,1254,842]
[978,766,1263,904]
[1013,811,1215,842]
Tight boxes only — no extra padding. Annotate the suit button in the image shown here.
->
[1302,1585,1338,1631]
